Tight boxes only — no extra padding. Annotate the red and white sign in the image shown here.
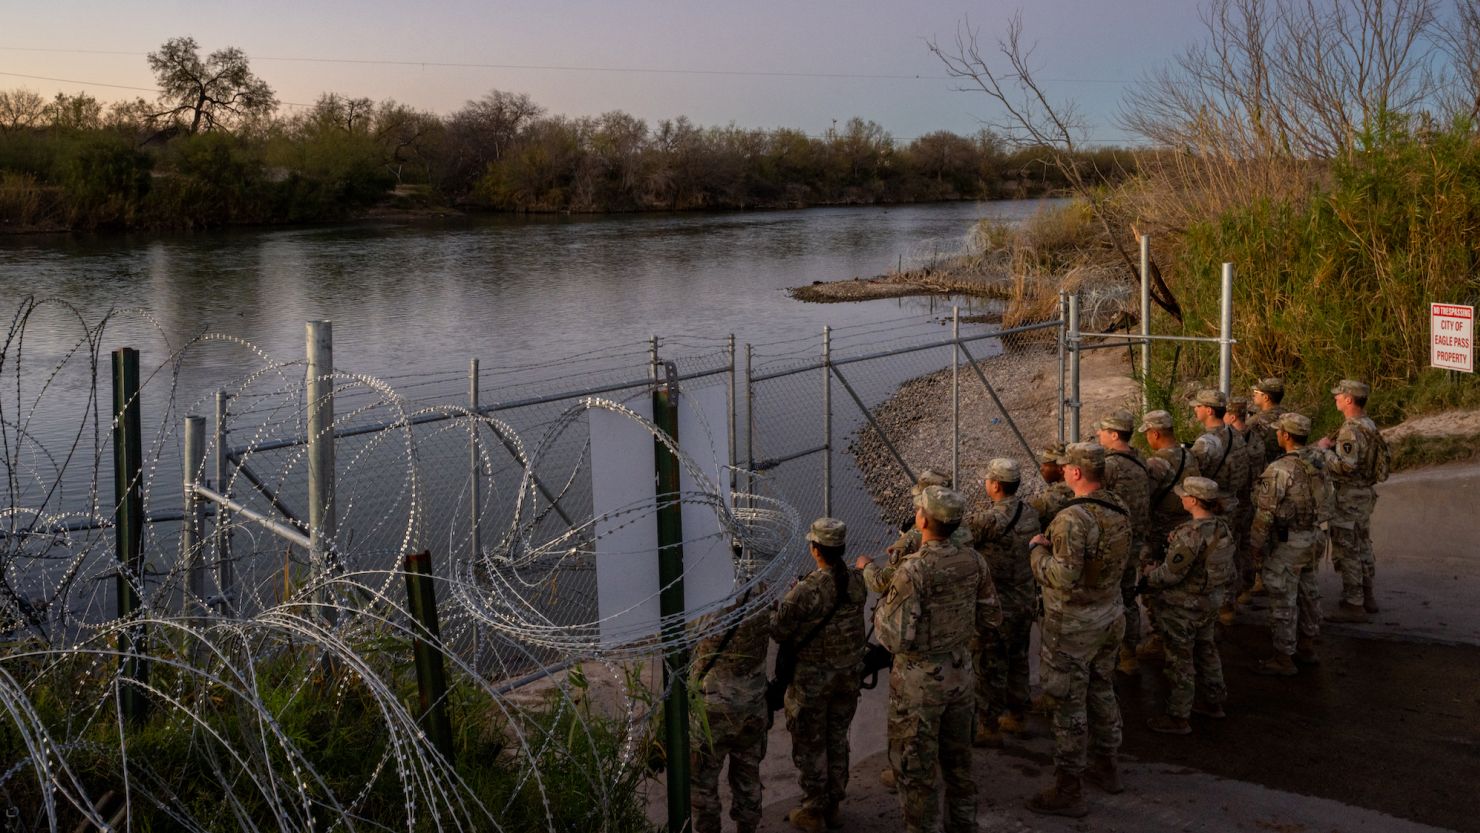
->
[1431,303,1474,373]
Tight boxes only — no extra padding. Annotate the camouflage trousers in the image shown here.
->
[1231,498,1256,595]
[1120,552,1144,650]
[1331,486,1377,605]
[1262,536,1322,657]
[1149,602,1225,719]
[1039,612,1125,775]
[977,611,1032,723]
[784,664,862,813]
[887,651,976,833]
[691,706,768,833]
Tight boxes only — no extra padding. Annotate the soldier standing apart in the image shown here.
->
[1223,396,1264,616]
[1096,410,1152,675]
[1142,476,1233,734]
[864,486,1001,833]
[1025,443,1132,818]
[774,518,867,832]
[1247,378,1287,469]
[690,588,773,833]
[1027,444,1074,531]
[1140,410,1202,662]
[1249,413,1327,675]
[966,458,1040,747]
[1320,379,1387,622]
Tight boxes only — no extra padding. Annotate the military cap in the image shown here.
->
[1252,377,1284,396]
[1138,410,1174,433]
[1330,379,1370,398]
[909,468,953,496]
[1226,396,1249,416]
[1062,441,1105,470]
[1275,412,1312,437]
[984,457,1021,483]
[805,517,846,548]
[1096,409,1135,433]
[914,485,965,523]
[1038,443,1068,465]
[1174,475,1220,501]
[1192,388,1227,408]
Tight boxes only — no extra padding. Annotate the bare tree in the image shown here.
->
[0,89,46,134]
[147,36,276,134]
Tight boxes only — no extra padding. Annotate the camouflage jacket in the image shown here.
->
[874,539,1001,659]
[1250,450,1324,550]
[1192,423,1249,500]
[1147,446,1201,532]
[1026,482,1075,532]
[1031,488,1132,629]
[774,567,867,671]
[966,495,1040,618]
[1247,406,1286,468]
[1146,516,1235,611]
[1236,424,1265,498]
[690,602,773,715]
[1327,415,1383,491]
[1103,447,1152,541]
[868,525,973,594]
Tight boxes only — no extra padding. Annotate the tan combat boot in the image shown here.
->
[1295,634,1321,666]
[1147,714,1192,735]
[974,715,1005,748]
[1326,601,1370,623]
[785,807,825,833]
[1218,602,1236,626]
[1363,578,1380,614]
[878,768,896,793]
[1117,644,1139,674]
[1191,699,1226,719]
[997,710,1030,737]
[1026,769,1089,818]
[1136,633,1166,660]
[1084,753,1125,794]
[1254,653,1299,676]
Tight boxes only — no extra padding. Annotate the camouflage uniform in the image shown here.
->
[1229,409,1265,594]
[1027,482,1075,532]
[1031,478,1132,778]
[1191,423,1249,504]
[966,485,1040,725]
[876,486,1001,833]
[1144,492,1232,719]
[1250,428,1326,658]
[1326,412,1383,607]
[868,524,972,594]
[1146,444,1202,561]
[690,599,773,833]
[1103,443,1152,651]
[1247,406,1286,469]
[774,560,867,816]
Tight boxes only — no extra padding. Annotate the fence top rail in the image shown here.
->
[751,318,1061,383]
[1082,331,1238,345]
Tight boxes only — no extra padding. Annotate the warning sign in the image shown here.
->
[1431,304,1474,373]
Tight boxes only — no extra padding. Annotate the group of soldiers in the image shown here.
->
[687,376,1389,832]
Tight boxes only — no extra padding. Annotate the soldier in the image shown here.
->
[1190,389,1249,503]
[1027,443,1074,531]
[965,458,1040,747]
[866,470,968,595]
[864,485,1001,833]
[1319,379,1388,622]
[1139,410,1202,662]
[1025,443,1132,819]
[1223,396,1264,615]
[1142,476,1233,734]
[1096,410,1152,675]
[774,518,867,832]
[690,588,773,833]
[1249,413,1327,675]
[1247,377,1287,469]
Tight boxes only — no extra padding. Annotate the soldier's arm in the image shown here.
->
[1031,510,1086,590]
[1325,423,1364,477]
[1145,527,1197,588]
[862,562,895,595]
[966,507,1004,547]
[885,528,920,559]
[975,552,1004,630]
[1247,467,1284,551]
[771,578,818,642]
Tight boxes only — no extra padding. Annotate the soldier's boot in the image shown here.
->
[1136,634,1166,660]
[1146,714,1192,735]
[1218,602,1236,626]
[1192,699,1226,719]
[1252,573,1267,596]
[823,802,843,830]
[1254,653,1299,676]
[1235,587,1255,606]
[785,807,825,833]
[973,715,1005,748]
[997,710,1030,737]
[1029,693,1053,715]
[1026,769,1089,818]
[1326,601,1371,624]
[1363,578,1380,614]
[878,768,896,793]
[1083,753,1125,794]
[1295,634,1321,666]
[1117,644,1140,675]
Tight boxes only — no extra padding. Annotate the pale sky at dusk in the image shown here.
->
[1,1,1209,144]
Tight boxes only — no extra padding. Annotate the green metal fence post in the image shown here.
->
[403,550,455,762]
[653,361,690,833]
[111,347,149,723]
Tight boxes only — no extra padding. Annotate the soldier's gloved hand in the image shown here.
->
[1029,534,1050,548]
[854,555,872,570]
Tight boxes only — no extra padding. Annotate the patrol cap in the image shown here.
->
[1062,442,1105,471]
[1275,412,1312,437]
[1096,409,1135,433]
[1331,379,1370,398]
[984,457,1021,483]
[805,517,846,547]
[1226,396,1249,416]
[1038,443,1068,465]
[909,468,952,496]
[914,485,965,523]
[1192,388,1227,408]
[1252,377,1284,396]
[1174,476,1220,501]
[1138,410,1174,433]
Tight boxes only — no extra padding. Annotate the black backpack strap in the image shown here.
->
[1108,450,1149,473]
[1064,496,1129,516]
[1209,426,1234,479]
[1003,501,1025,535]
[1152,448,1188,505]
[695,587,753,683]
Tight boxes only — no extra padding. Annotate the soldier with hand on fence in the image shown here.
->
[865,470,968,595]
[1319,379,1389,623]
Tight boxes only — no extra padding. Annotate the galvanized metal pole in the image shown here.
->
[1068,293,1082,442]
[727,334,737,496]
[1219,263,1234,396]
[744,343,754,504]
[181,415,207,615]
[952,306,960,488]
[652,363,690,833]
[822,326,833,516]
[468,358,482,561]
[404,550,455,762]
[212,389,232,611]
[1140,234,1152,410]
[1057,291,1067,444]
[111,347,149,723]
[305,320,337,621]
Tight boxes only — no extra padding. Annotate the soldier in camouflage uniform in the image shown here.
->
[1027,444,1074,531]
[1249,413,1327,675]
[1025,443,1132,819]
[965,458,1040,746]
[1139,410,1202,662]
[1319,379,1387,623]
[774,518,867,832]
[1142,477,1233,734]
[866,470,969,595]
[1096,410,1152,674]
[690,589,774,833]
[1247,377,1287,470]
[1223,396,1264,614]
[867,485,1001,833]
[1190,389,1249,505]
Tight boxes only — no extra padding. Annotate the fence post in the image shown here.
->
[652,362,691,833]
[745,343,754,504]
[213,390,232,612]
[822,325,832,517]
[111,347,149,723]
[727,334,737,496]
[1140,235,1152,410]
[1219,263,1234,396]
[468,358,482,561]
[403,550,455,763]
[181,415,207,615]
[306,320,337,622]
[952,305,960,488]
[1057,291,1067,444]
[1068,293,1082,442]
